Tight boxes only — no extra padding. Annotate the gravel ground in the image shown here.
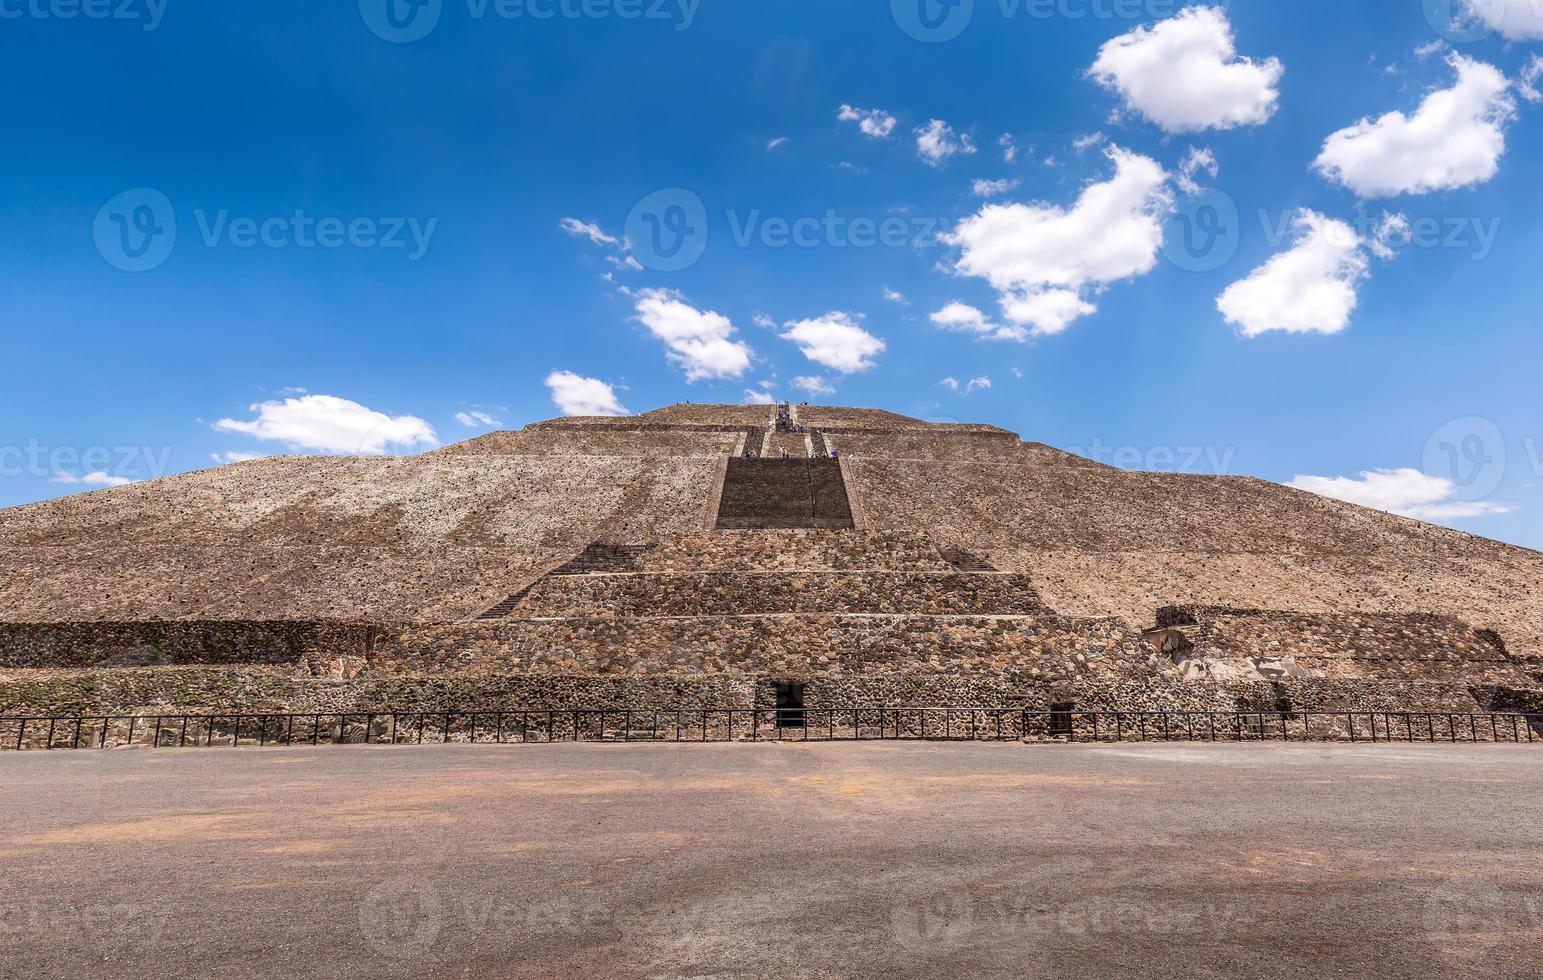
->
[3,742,1541,979]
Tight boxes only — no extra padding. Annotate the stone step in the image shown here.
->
[504,570,1047,619]
[631,530,963,572]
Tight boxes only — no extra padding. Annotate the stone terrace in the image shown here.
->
[2,402,1541,719]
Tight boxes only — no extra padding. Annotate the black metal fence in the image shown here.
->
[1,708,1540,751]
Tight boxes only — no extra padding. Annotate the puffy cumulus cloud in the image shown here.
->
[1216,210,1408,337]
[1176,146,1219,195]
[742,389,777,405]
[1090,6,1283,134]
[1459,0,1543,40]
[915,119,976,166]
[214,395,438,455]
[929,302,1029,342]
[781,313,885,373]
[943,146,1172,336]
[633,288,754,382]
[545,371,628,417]
[455,410,501,428]
[882,287,908,304]
[1288,468,1512,522]
[1314,55,1516,198]
[837,104,897,139]
[793,375,836,396]
[51,471,135,488]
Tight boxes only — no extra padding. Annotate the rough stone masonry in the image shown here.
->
[1,403,1540,720]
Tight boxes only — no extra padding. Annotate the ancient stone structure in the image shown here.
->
[2,402,1540,720]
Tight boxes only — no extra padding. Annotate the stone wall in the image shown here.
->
[368,614,1152,684]
[0,621,379,669]
[1153,606,1533,686]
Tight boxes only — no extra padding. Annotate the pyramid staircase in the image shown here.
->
[714,458,855,530]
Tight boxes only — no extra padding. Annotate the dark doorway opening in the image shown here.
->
[775,682,806,728]
[1049,702,1075,738]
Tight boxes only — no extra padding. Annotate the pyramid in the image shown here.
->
[2,403,1540,719]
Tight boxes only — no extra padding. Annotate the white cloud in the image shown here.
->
[915,119,976,167]
[51,471,135,488]
[1216,209,1406,337]
[940,374,991,394]
[999,133,1018,163]
[752,313,777,329]
[545,371,629,417]
[1314,55,1516,198]
[971,177,1021,198]
[767,136,789,150]
[782,313,885,373]
[1090,6,1283,134]
[837,104,897,139]
[928,302,1029,342]
[634,288,754,381]
[1176,146,1219,195]
[1521,54,1543,104]
[742,389,777,405]
[944,146,1172,336]
[792,376,836,397]
[1072,132,1107,151]
[883,287,908,304]
[214,395,438,455]
[1415,39,1448,60]
[1289,468,1512,522]
[1459,0,1543,40]
[607,254,644,272]
[558,217,622,247]
[455,410,501,428]
[210,451,265,465]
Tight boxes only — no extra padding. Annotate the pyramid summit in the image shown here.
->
[2,402,1540,720]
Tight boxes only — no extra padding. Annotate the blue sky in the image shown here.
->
[3,1,1543,547]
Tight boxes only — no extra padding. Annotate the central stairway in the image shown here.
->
[714,458,855,530]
